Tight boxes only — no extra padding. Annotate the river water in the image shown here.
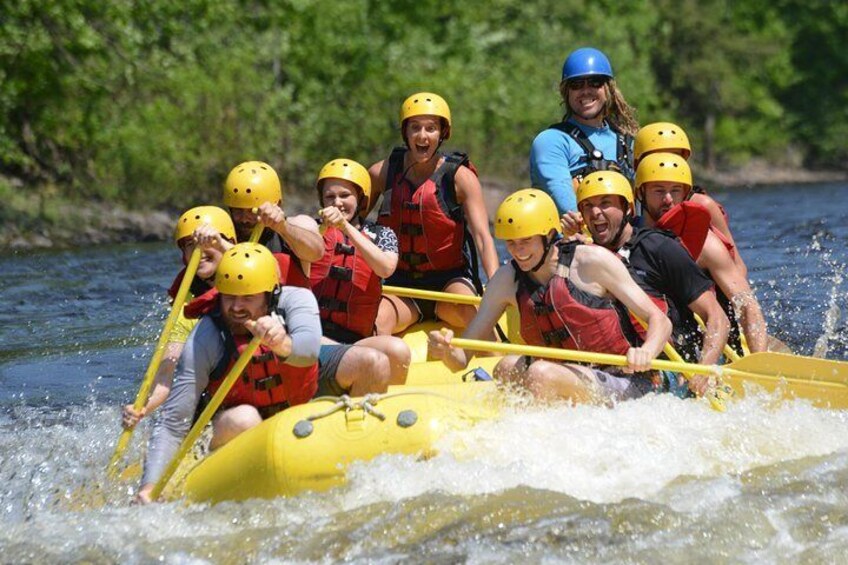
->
[1,183,847,563]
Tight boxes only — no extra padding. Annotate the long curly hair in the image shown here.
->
[559,79,639,136]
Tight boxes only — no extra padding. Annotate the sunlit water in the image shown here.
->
[1,183,846,562]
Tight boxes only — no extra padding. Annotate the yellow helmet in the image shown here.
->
[316,158,372,212]
[635,152,692,189]
[400,92,452,139]
[174,206,236,243]
[223,161,282,209]
[494,189,561,240]
[634,122,692,161]
[215,243,280,295]
[576,171,634,214]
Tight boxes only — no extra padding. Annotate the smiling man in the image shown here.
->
[574,171,730,376]
[428,188,671,404]
[137,243,325,503]
[222,161,323,282]
[635,153,769,353]
[530,47,639,214]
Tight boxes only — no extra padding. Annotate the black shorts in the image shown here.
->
[317,344,353,396]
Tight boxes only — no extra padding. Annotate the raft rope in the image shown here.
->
[305,394,387,422]
[306,388,488,424]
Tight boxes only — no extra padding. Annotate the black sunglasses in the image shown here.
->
[567,77,607,90]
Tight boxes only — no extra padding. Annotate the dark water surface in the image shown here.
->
[1,183,847,563]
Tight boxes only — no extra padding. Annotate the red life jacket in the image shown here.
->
[183,252,309,318]
[257,231,312,286]
[167,268,212,300]
[687,188,736,258]
[207,313,318,417]
[655,201,712,260]
[309,224,382,341]
[514,241,641,354]
[275,250,311,289]
[710,225,736,260]
[377,148,473,273]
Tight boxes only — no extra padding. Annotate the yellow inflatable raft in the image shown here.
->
[178,381,501,503]
[166,318,516,503]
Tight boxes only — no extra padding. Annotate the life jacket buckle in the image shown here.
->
[402,252,428,267]
[255,374,283,391]
[319,297,347,311]
[334,242,355,255]
[400,224,424,236]
[329,265,353,281]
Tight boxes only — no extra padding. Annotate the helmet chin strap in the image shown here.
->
[529,233,560,273]
[610,211,632,248]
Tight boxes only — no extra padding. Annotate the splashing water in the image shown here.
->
[2,183,848,561]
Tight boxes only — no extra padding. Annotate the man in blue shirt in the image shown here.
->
[529,47,639,214]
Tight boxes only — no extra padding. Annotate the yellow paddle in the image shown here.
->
[249,208,263,243]
[383,285,482,306]
[150,335,262,501]
[107,247,202,477]
[383,285,518,344]
[448,337,848,409]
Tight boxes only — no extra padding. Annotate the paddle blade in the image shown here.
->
[731,352,848,383]
[725,352,848,409]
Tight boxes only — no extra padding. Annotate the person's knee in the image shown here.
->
[217,405,262,431]
[434,303,475,328]
[363,348,391,389]
[386,338,412,368]
[493,355,524,383]
[211,405,262,448]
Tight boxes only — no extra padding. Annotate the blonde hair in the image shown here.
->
[559,79,639,136]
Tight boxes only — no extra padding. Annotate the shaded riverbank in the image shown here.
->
[2,164,845,252]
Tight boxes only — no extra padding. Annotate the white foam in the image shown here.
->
[334,389,848,507]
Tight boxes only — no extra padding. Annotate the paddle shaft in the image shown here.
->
[382,285,482,306]
[248,223,264,243]
[451,338,848,389]
[150,335,262,500]
[108,247,202,476]
[451,337,779,383]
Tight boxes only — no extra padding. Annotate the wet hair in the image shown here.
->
[559,78,639,136]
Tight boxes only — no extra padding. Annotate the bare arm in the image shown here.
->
[455,167,499,279]
[276,213,324,263]
[428,263,515,371]
[122,341,184,429]
[575,246,671,365]
[256,203,323,263]
[320,207,398,279]
[687,289,730,366]
[692,193,748,277]
[698,233,768,353]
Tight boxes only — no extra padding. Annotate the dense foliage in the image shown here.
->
[1,0,845,208]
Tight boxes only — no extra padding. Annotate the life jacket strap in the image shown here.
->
[329,265,353,281]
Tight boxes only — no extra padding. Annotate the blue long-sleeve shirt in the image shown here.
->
[529,118,620,214]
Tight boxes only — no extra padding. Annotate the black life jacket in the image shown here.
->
[547,120,635,183]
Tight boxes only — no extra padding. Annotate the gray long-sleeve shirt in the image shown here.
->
[141,286,321,486]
